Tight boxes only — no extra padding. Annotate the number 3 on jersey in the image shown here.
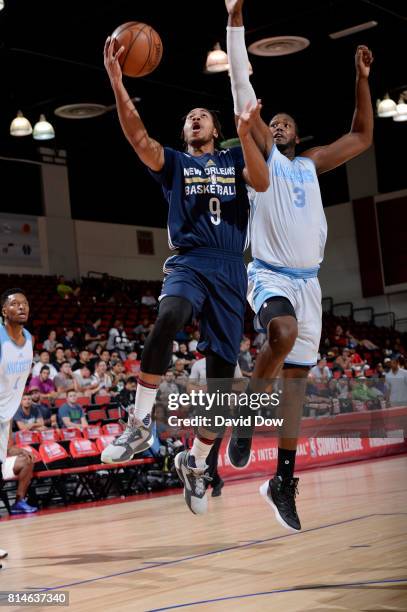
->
[293,186,306,208]
[209,197,221,225]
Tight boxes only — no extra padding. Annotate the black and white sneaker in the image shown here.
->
[101,413,153,463]
[175,451,212,515]
[226,428,254,469]
[259,475,301,531]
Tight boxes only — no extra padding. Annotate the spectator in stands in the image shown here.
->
[72,349,91,372]
[58,390,88,429]
[29,365,57,400]
[123,351,141,376]
[62,329,77,351]
[107,320,131,357]
[63,348,76,367]
[72,365,99,395]
[3,425,38,514]
[29,388,56,428]
[171,359,189,390]
[253,331,267,351]
[188,330,200,353]
[175,342,195,369]
[110,359,126,392]
[42,330,57,354]
[56,275,80,300]
[345,330,359,349]
[332,325,346,346]
[91,360,112,394]
[13,393,46,431]
[238,337,254,378]
[304,382,332,417]
[351,377,381,406]
[158,370,180,403]
[116,376,137,416]
[31,350,58,380]
[385,358,407,407]
[141,289,157,307]
[383,357,391,373]
[84,318,106,352]
[54,361,78,395]
[52,347,66,371]
[334,348,352,374]
[309,358,332,382]
[134,317,150,338]
[350,350,369,376]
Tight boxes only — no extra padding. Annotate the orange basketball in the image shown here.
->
[111,21,163,78]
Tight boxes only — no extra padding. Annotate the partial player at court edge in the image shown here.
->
[0,289,37,528]
[225,0,374,531]
[100,35,269,515]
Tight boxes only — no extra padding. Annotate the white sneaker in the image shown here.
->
[101,414,153,464]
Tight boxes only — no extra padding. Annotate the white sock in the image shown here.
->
[227,26,257,115]
[133,381,158,425]
[190,437,213,469]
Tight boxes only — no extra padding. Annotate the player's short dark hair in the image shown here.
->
[0,287,27,308]
[269,113,299,137]
[180,108,224,149]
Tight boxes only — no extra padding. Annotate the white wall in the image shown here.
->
[0,216,49,275]
[74,220,172,280]
[320,201,407,321]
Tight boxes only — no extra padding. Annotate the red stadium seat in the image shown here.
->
[107,407,121,420]
[39,442,69,465]
[59,428,83,441]
[102,423,123,437]
[83,425,102,439]
[15,430,40,446]
[87,408,107,423]
[69,439,99,460]
[38,428,60,443]
[96,435,115,453]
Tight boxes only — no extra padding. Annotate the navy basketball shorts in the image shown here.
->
[161,247,247,365]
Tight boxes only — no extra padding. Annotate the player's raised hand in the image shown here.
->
[355,45,373,78]
[225,0,244,15]
[104,36,125,86]
[237,100,262,139]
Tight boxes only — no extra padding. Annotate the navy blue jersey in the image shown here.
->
[149,147,250,252]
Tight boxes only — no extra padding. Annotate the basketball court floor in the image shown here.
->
[1,455,406,611]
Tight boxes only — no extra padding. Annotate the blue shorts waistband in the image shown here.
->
[178,247,244,262]
[254,258,319,279]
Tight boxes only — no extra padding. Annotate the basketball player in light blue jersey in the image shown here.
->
[0,288,37,516]
[225,0,374,530]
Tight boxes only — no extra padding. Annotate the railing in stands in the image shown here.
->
[332,302,354,318]
[395,318,407,332]
[322,296,333,314]
[373,311,395,329]
[353,307,374,324]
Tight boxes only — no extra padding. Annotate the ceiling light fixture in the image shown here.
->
[393,96,407,122]
[376,94,397,118]
[33,114,55,140]
[0,1,4,11]
[248,36,310,57]
[10,111,33,137]
[205,43,229,73]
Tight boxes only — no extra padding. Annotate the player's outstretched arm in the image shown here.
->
[103,36,164,172]
[226,0,273,158]
[303,46,374,174]
[238,101,270,192]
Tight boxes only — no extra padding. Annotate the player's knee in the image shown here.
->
[267,317,297,356]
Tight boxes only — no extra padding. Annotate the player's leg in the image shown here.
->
[102,295,194,463]
[175,351,235,514]
[7,456,38,514]
[228,296,297,468]
[206,437,224,497]
[260,365,308,531]
[260,278,322,530]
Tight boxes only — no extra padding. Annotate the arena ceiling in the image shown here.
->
[1,0,406,225]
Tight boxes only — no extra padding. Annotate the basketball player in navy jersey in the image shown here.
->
[101,36,269,514]
[0,289,37,517]
[225,0,373,530]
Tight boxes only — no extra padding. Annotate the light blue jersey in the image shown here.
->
[0,325,33,423]
[250,144,327,269]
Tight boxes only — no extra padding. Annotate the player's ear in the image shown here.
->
[213,128,218,139]
[295,135,300,145]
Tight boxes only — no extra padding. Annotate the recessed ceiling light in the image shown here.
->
[248,36,310,57]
